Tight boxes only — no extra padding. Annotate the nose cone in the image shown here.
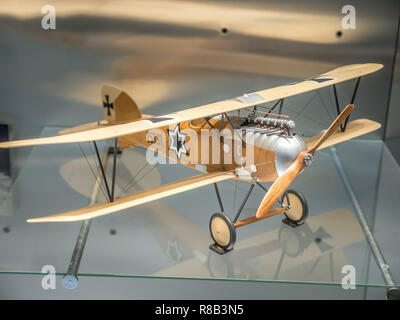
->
[275,136,307,176]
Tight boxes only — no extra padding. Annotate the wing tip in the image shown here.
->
[0,140,36,149]
[27,217,52,223]
[27,216,84,223]
[0,142,12,149]
[369,63,384,72]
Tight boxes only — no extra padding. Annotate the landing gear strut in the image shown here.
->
[209,182,255,254]
[209,183,309,254]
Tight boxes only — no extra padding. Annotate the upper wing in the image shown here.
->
[27,170,234,222]
[0,63,382,148]
[305,118,381,151]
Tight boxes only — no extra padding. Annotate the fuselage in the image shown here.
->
[118,114,306,182]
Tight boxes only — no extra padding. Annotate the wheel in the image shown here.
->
[209,212,236,250]
[281,189,308,225]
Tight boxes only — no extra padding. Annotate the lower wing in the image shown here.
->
[305,119,381,151]
[27,171,234,223]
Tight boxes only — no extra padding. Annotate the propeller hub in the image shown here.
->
[303,153,313,167]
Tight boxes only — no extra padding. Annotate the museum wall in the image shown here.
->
[0,0,399,177]
[385,22,400,140]
[385,22,400,163]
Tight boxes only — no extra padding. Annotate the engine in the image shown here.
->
[241,114,307,176]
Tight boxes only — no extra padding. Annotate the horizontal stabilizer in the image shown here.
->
[58,114,154,136]
[58,121,109,135]
[305,119,381,151]
[27,171,234,223]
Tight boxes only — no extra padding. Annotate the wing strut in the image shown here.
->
[111,138,118,202]
[278,99,285,115]
[266,98,283,115]
[233,182,255,223]
[345,77,361,130]
[93,141,112,201]
[213,183,224,212]
[333,77,361,132]
[93,139,119,202]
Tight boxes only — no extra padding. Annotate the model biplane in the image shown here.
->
[0,63,382,253]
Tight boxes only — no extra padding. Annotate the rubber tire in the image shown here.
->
[209,212,236,250]
[281,189,308,225]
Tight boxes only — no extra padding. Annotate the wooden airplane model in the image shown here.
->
[0,63,383,253]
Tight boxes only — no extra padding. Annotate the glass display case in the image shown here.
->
[1,126,398,298]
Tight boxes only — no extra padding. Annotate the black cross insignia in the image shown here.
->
[309,77,334,84]
[103,95,114,116]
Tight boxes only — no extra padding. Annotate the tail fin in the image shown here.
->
[101,85,141,122]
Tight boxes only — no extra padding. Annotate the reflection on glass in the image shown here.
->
[0,128,392,288]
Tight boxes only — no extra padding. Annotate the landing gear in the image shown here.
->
[281,189,308,227]
[209,183,309,253]
[209,212,236,252]
[209,182,256,254]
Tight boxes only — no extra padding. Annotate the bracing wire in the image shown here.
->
[293,92,318,121]
[290,91,333,127]
[116,163,159,199]
[317,90,334,123]
[115,160,150,199]
[287,105,330,127]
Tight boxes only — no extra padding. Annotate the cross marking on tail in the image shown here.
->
[103,95,114,116]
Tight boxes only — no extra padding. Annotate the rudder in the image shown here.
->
[101,85,141,123]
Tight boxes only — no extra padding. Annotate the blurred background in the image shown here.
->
[0,0,399,299]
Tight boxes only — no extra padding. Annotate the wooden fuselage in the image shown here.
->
[117,116,306,182]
